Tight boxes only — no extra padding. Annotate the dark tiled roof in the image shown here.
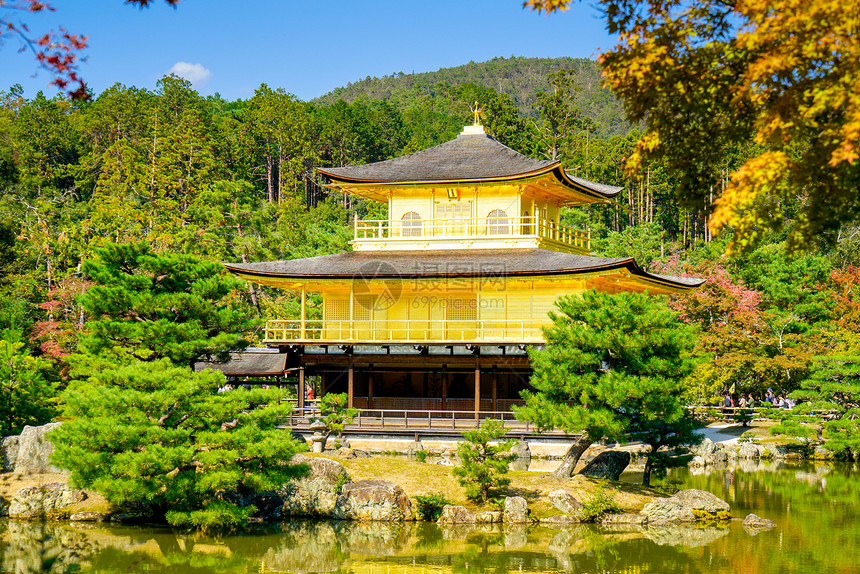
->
[225,249,704,289]
[319,133,551,183]
[565,173,623,197]
[318,132,623,199]
[195,349,286,376]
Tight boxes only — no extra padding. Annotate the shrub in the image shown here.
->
[452,419,516,503]
[578,482,622,522]
[413,493,451,521]
[415,450,428,463]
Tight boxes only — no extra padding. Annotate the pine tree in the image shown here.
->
[50,359,305,529]
[452,419,516,503]
[515,289,701,485]
[78,242,256,368]
[770,353,860,457]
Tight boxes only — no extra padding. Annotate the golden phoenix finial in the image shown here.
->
[470,101,485,126]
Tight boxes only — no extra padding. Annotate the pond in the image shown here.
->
[2,460,858,574]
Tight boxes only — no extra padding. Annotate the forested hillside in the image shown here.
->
[317,56,632,138]
[0,62,858,437]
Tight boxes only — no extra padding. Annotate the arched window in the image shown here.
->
[486,209,509,235]
[401,211,422,237]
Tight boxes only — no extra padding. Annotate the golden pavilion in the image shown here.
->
[225,121,701,415]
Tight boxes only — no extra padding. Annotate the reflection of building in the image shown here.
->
[226,123,701,415]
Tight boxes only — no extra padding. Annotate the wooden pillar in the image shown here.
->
[492,368,498,412]
[349,283,355,340]
[348,363,354,409]
[300,286,306,340]
[441,368,448,411]
[368,368,374,410]
[474,366,481,419]
[298,367,305,411]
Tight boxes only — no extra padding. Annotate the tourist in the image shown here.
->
[747,394,756,409]
[765,388,776,404]
[738,395,748,408]
[777,395,786,408]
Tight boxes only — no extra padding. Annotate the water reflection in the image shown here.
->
[1,461,858,574]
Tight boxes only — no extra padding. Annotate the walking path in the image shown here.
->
[700,422,747,445]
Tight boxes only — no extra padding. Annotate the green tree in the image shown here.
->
[0,338,56,436]
[78,242,256,368]
[515,290,699,485]
[50,359,305,529]
[769,353,860,457]
[534,69,584,161]
[452,418,516,503]
[315,392,358,449]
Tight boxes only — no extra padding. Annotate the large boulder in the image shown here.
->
[7,423,64,475]
[738,443,763,459]
[691,438,716,457]
[548,489,583,516]
[332,479,413,521]
[579,450,630,480]
[8,483,86,519]
[764,444,789,459]
[510,440,531,471]
[2,435,19,472]
[703,451,729,466]
[279,454,350,517]
[599,513,647,525]
[670,489,730,515]
[474,510,503,524]
[503,496,530,524]
[438,505,476,524]
[640,498,696,524]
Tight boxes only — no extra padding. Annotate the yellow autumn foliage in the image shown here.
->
[526,0,860,252]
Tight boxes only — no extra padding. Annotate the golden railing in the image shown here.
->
[353,215,590,251]
[264,318,546,343]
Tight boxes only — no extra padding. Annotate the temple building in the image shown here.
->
[225,120,702,415]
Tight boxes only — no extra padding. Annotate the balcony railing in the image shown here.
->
[353,215,589,251]
[265,319,547,344]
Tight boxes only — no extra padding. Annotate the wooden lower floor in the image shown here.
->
[286,344,534,413]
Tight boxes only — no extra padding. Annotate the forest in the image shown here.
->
[1,57,858,438]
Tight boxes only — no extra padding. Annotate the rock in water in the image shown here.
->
[8,483,86,519]
[738,443,763,459]
[643,524,730,547]
[69,511,110,522]
[333,480,413,521]
[474,510,502,524]
[640,498,696,524]
[438,505,476,524]
[670,489,730,514]
[405,441,425,459]
[8,423,64,474]
[548,489,583,516]
[742,513,777,533]
[703,451,729,466]
[692,438,716,457]
[503,496,530,524]
[579,450,631,480]
[279,454,350,517]
[599,513,647,525]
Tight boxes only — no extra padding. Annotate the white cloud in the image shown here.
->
[167,62,212,86]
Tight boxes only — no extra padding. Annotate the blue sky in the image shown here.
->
[1,0,614,102]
